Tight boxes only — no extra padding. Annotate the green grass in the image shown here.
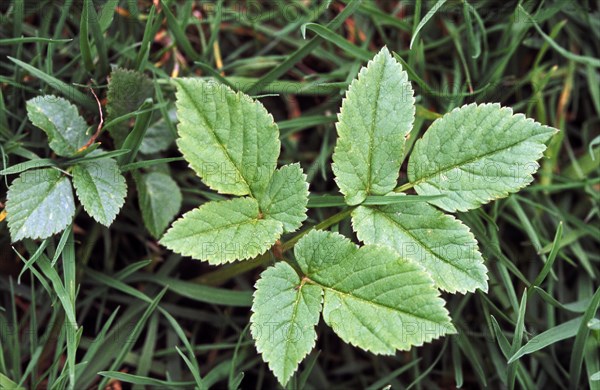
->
[1,0,599,389]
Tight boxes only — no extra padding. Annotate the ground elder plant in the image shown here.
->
[160,47,559,386]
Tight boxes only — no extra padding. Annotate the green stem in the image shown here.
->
[195,177,423,286]
[282,207,354,251]
[197,207,355,286]
[395,182,415,192]
[196,180,425,286]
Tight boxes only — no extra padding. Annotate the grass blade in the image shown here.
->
[7,57,96,110]
[245,0,363,95]
[301,23,372,61]
[570,288,600,390]
[409,0,447,49]
[97,287,168,390]
[508,317,582,363]
[116,99,153,166]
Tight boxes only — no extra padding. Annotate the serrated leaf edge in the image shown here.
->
[351,205,489,294]
[71,160,127,227]
[173,78,280,197]
[160,197,284,264]
[332,46,416,205]
[6,170,75,242]
[409,102,558,212]
[250,262,323,386]
[261,162,310,234]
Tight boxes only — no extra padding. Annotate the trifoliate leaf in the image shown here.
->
[332,47,415,205]
[352,202,488,293]
[134,171,182,238]
[294,230,455,354]
[6,168,75,241]
[251,262,322,386]
[174,78,280,196]
[72,156,127,226]
[106,68,154,147]
[408,103,558,212]
[160,197,283,264]
[26,96,90,157]
[256,163,309,233]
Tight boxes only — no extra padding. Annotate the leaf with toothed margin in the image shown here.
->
[6,168,75,242]
[294,230,455,355]
[408,103,558,212]
[173,78,280,196]
[159,197,283,264]
[26,95,90,157]
[332,46,415,205]
[72,156,127,227]
[352,201,488,294]
[134,171,182,239]
[106,68,154,147]
[256,163,309,233]
[250,262,322,387]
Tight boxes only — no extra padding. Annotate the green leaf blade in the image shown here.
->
[295,230,455,355]
[72,157,127,226]
[408,103,558,212]
[6,169,75,241]
[332,47,415,205]
[508,317,582,363]
[140,110,176,154]
[134,171,182,238]
[160,197,283,264]
[174,78,280,196]
[26,96,89,157]
[250,262,322,386]
[352,203,488,293]
[257,163,309,233]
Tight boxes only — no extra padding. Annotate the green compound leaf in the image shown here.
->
[174,78,280,196]
[26,96,90,157]
[72,156,127,226]
[6,168,75,242]
[250,262,322,387]
[352,202,488,293]
[134,171,182,238]
[332,47,415,205]
[160,197,283,264]
[106,68,154,147]
[256,163,309,233]
[294,230,455,355]
[408,103,558,212]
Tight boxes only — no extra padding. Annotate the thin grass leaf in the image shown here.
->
[79,0,94,72]
[98,371,195,387]
[134,5,158,71]
[508,317,582,363]
[119,157,184,172]
[0,37,72,44]
[116,99,153,166]
[160,0,201,61]
[533,222,562,286]
[507,290,528,390]
[97,287,167,390]
[124,273,252,307]
[85,0,108,77]
[409,0,447,49]
[245,0,362,95]
[570,288,600,390]
[519,6,600,68]
[301,23,372,61]
[7,57,96,110]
